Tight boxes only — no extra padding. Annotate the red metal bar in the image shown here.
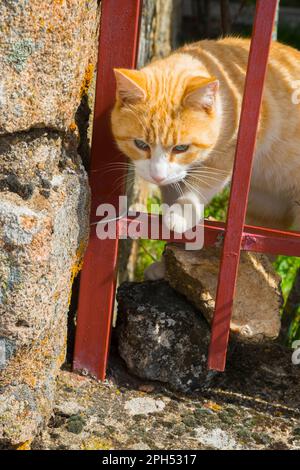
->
[208,0,278,371]
[73,0,143,379]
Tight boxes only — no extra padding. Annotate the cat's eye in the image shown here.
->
[172,144,190,154]
[134,139,150,151]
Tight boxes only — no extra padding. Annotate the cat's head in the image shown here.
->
[111,65,220,186]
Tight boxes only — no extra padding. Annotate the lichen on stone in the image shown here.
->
[6,39,38,73]
[80,63,95,98]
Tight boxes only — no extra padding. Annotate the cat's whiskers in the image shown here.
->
[102,168,134,177]
[104,161,135,168]
[190,164,230,174]
[182,178,208,203]
[187,171,227,184]
[172,181,184,198]
[188,175,221,190]
[109,175,136,196]
[187,168,227,177]
[102,161,135,177]
[114,175,135,184]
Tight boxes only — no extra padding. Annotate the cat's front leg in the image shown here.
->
[143,189,204,281]
[163,191,203,234]
[143,191,203,281]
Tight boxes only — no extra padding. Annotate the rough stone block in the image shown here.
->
[0,0,98,448]
[0,312,66,446]
[117,280,215,392]
[0,133,90,356]
[0,132,90,444]
[164,244,282,342]
[0,0,99,134]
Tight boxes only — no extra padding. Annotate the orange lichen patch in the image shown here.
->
[80,63,94,97]
[68,239,88,305]
[15,440,32,450]
[204,401,223,412]
[26,375,37,388]
[37,162,46,170]
[69,121,77,132]
[29,223,52,262]
[53,291,60,301]
[13,334,66,390]
[73,239,86,276]
[19,216,37,230]
[56,334,68,368]
[82,438,112,451]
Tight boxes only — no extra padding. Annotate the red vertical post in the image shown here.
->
[73,0,143,379]
[208,0,278,371]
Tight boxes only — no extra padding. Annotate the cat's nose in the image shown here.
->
[152,175,165,184]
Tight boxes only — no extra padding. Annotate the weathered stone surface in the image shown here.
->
[0,0,99,134]
[32,341,300,450]
[116,280,215,392]
[0,131,90,444]
[164,244,282,342]
[124,397,165,416]
[0,132,89,357]
[0,312,66,446]
[0,0,98,445]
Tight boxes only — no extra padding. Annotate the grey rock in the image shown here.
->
[54,401,85,418]
[117,281,216,392]
[0,0,97,445]
[0,0,99,134]
[164,244,282,342]
[32,349,300,450]
[0,133,90,356]
[0,312,66,445]
[0,132,90,445]
[195,426,240,450]
[124,397,165,416]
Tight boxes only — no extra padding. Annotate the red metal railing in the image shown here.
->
[74,0,297,380]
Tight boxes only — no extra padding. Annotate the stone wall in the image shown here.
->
[0,0,178,447]
[0,0,99,446]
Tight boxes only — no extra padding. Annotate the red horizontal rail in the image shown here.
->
[117,214,300,257]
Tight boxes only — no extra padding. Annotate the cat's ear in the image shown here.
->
[183,77,219,112]
[114,68,146,104]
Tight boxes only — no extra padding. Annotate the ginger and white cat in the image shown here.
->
[111,37,300,279]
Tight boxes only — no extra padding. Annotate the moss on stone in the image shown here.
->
[66,415,86,435]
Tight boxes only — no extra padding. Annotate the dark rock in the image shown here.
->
[117,280,217,392]
[117,280,300,411]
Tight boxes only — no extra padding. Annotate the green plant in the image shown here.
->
[134,195,165,281]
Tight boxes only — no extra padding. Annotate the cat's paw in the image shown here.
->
[144,261,165,281]
[163,208,189,234]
